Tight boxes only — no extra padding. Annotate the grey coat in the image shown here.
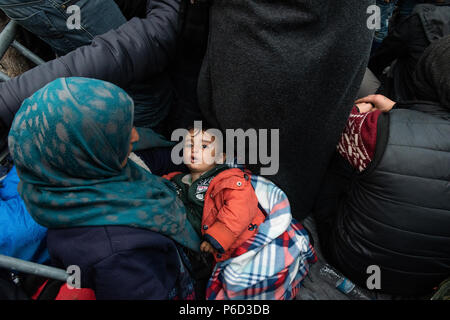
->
[198,0,375,219]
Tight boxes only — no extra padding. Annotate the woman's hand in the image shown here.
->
[355,102,374,113]
[200,241,216,254]
[355,94,396,113]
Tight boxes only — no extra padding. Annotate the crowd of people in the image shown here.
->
[0,0,449,300]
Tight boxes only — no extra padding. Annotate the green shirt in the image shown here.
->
[171,164,229,237]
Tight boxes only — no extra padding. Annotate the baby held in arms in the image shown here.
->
[164,127,265,262]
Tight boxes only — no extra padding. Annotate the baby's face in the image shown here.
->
[183,129,221,174]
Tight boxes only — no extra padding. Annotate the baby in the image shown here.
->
[165,127,265,262]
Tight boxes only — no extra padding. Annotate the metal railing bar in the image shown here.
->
[0,20,18,60]
[0,254,69,282]
[0,70,10,81]
[11,40,45,65]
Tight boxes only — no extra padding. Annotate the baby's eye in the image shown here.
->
[185,143,193,148]
[202,144,208,149]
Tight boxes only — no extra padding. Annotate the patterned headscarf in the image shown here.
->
[8,77,200,251]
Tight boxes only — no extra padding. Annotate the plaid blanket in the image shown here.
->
[206,173,317,300]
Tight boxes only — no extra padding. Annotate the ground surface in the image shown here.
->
[298,217,398,300]
[0,12,33,78]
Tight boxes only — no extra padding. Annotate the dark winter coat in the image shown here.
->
[47,226,186,300]
[314,102,450,296]
[0,0,182,128]
[197,0,375,219]
[369,3,450,101]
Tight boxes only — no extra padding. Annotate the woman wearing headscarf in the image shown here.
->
[313,35,450,297]
[8,77,200,300]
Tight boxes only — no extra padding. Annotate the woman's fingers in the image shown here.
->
[355,94,396,112]
[355,94,378,104]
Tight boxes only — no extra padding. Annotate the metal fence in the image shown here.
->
[0,18,61,286]
[0,254,69,282]
[0,19,45,82]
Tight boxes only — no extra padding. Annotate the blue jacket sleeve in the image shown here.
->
[0,167,49,264]
[0,0,181,127]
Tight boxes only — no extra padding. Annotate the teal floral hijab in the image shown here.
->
[8,77,200,251]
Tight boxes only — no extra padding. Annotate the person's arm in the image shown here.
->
[0,0,181,127]
[203,185,256,254]
[337,94,395,172]
[337,106,381,172]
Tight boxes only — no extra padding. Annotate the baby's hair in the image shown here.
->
[185,124,224,146]
[186,124,224,135]
[185,124,232,159]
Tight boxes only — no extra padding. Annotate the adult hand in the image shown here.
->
[355,94,396,113]
[355,102,374,113]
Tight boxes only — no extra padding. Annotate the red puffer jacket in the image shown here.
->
[201,168,265,262]
[165,168,266,262]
